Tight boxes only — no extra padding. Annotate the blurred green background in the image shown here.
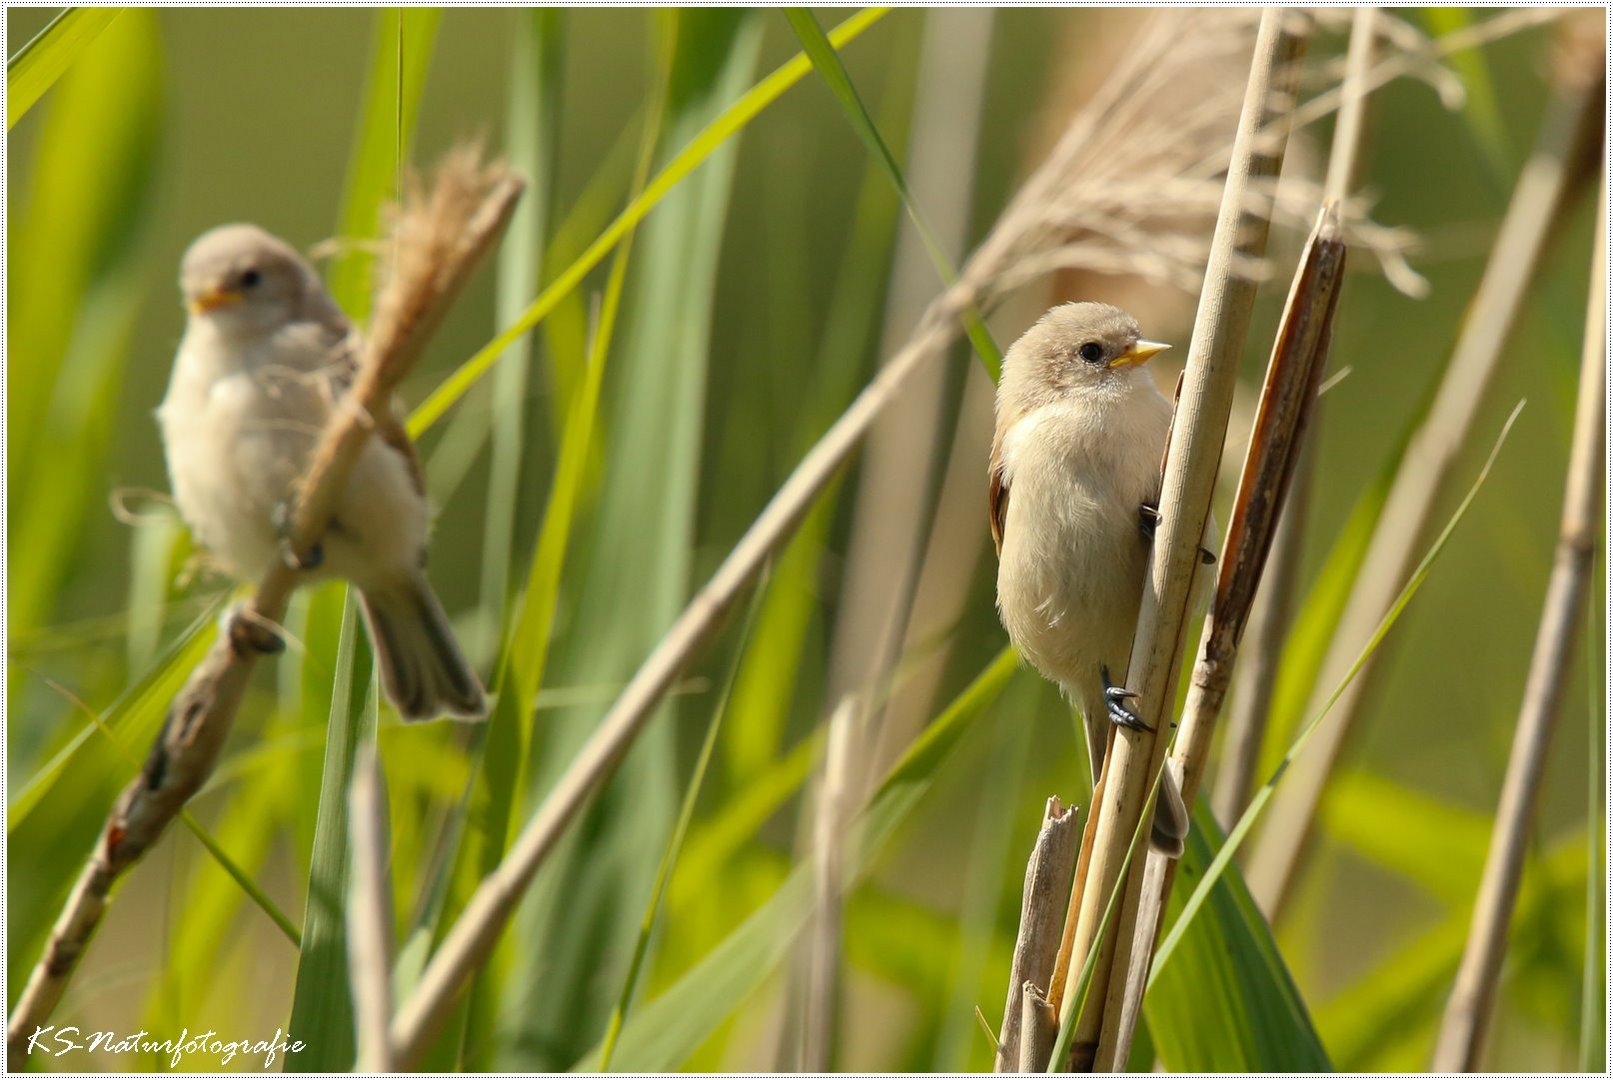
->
[5,7,1603,1072]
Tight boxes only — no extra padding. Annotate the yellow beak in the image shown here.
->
[189,287,242,315]
[1109,339,1170,368]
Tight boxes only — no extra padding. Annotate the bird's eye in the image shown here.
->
[239,268,262,289]
[1078,342,1105,364]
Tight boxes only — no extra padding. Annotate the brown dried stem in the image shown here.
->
[4,149,522,1065]
[1245,37,1604,917]
[1432,172,1607,1071]
[1049,13,1307,1071]
[995,797,1080,1072]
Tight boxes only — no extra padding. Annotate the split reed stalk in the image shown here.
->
[1244,42,1604,916]
[1431,174,1607,1071]
[995,797,1079,1072]
[1050,12,1307,1070]
[3,153,523,1064]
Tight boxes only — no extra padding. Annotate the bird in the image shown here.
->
[157,223,487,721]
[989,301,1215,858]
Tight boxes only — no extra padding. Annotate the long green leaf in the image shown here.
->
[578,647,1019,1070]
[406,7,888,435]
[5,8,119,128]
[783,8,1002,380]
[284,595,375,1072]
[326,8,441,317]
[1156,401,1526,976]
[1144,804,1329,1070]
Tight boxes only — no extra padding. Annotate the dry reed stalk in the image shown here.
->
[995,797,1080,1072]
[1431,173,1607,1071]
[828,9,993,776]
[1244,33,1605,917]
[387,12,1321,1061]
[347,743,396,1072]
[1112,205,1348,1063]
[1051,15,1308,1070]
[800,695,862,1070]
[3,150,522,1064]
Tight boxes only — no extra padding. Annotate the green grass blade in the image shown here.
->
[579,647,1019,1070]
[7,9,162,640]
[326,8,442,317]
[1581,583,1605,1071]
[598,574,769,1070]
[1156,401,1526,976]
[284,594,376,1072]
[406,7,888,436]
[782,7,1001,380]
[1143,804,1329,1070]
[5,8,119,128]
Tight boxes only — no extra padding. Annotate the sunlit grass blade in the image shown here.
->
[284,595,376,1072]
[579,647,1019,1070]
[783,7,1002,380]
[1142,805,1329,1070]
[1581,585,1605,1072]
[326,8,442,316]
[8,9,162,640]
[597,572,769,1069]
[5,8,118,128]
[406,7,888,435]
[1156,401,1526,976]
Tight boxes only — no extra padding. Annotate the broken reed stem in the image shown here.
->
[348,743,396,1072]
[1432,174,1607,1072]
[1113,207,1348,1063]
[995,797,1079,1072]
[1244,42,1604,918]
[1051,13,1307,1071]
[3,152,522,1064]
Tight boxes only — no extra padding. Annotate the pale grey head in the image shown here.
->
[998,301,1170,409]
[179,223,340,340]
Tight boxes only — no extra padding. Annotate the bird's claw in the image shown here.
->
[1139,501,1217,565]
[272,500,323,570]
[1101,663,1153,733]
[227,603,284,656]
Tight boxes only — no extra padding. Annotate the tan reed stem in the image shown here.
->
[348,743,396,1072]
[1047,12,1307,1070]
[1431,172,1607,1072]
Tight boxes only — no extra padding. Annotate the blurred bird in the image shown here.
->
[990,301,1215,857]
[157,223,487,721]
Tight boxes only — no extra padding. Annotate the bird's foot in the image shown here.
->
[272,500,323,571]
[1138,500,1217,565]
[1101,663,1153,733]
[227,603,284,656]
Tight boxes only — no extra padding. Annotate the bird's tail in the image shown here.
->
[1079,695,1189,859]
[359,574,487,721]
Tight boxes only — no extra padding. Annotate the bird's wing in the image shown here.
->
[324,322,427,497]
[987,435,1009,558]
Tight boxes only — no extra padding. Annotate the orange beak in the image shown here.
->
[1109,340,1170,368]
[188,286,242,314]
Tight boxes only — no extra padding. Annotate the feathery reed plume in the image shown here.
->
[995,797,1079,1072]
[1432,169,1607,1071]
[4,147,523,1063]
[1245,23,1605,917]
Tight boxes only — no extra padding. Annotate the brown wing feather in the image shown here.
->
[988,454,1009,557]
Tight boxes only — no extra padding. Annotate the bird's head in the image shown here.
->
[1001,301,1170,404]
[179,224,322,339]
